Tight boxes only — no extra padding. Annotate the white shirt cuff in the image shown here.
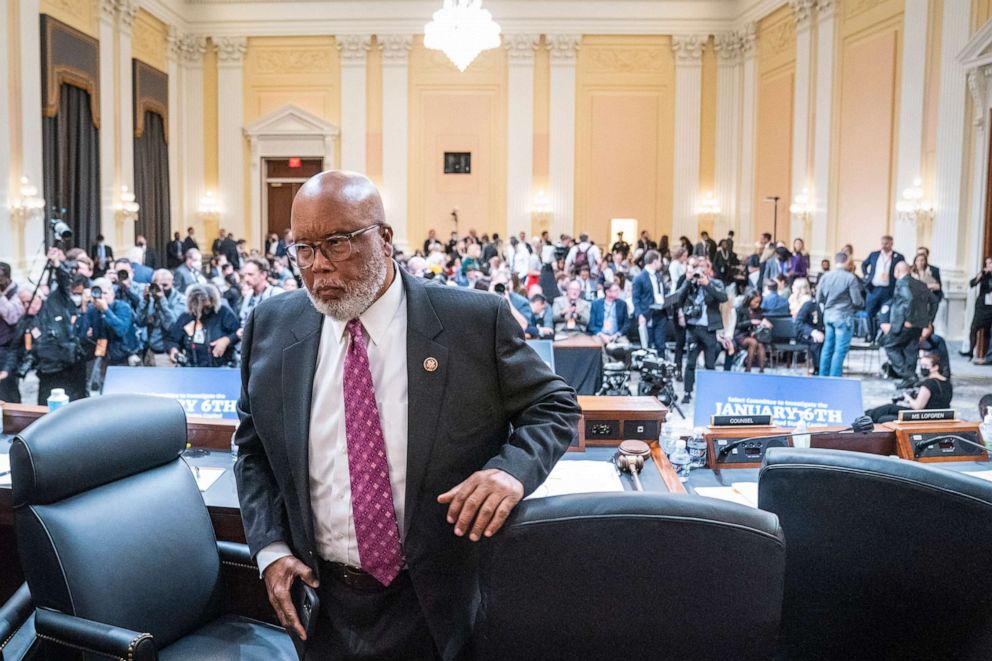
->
[256,541,294,578]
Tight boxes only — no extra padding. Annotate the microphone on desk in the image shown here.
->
[614,440,651,491]
[913,434,989,458]
[716,415,875,459]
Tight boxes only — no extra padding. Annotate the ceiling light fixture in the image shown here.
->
[424,0,502,72]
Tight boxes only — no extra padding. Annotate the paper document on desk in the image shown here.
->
[186,465,225,492]
[0,454,9,487]
[525,461,624,500]
[695,482,759,508]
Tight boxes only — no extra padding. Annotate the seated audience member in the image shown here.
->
[588,282,630,344]
[576,265,598,301]
[866,351,952,423]
[525,294,554,339]
[794,293,825,375]
[136,269,187,366]
[761,281,790,316]
[165,283,240,367]
[734,291,771,372]
[553,280,592,336]
[789,277,813,317]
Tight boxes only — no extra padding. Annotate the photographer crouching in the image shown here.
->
[166,283,240,367]
[675,256,728,404]
[86,277,142,377]
[136,269,186,366]
[866,351,952,423]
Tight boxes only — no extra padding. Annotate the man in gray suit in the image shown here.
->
[234,171,579,660]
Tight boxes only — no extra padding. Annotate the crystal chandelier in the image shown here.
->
[424,0,502,72]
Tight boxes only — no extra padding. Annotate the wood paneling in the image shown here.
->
[574,35,675,246]
[408,37,507,246]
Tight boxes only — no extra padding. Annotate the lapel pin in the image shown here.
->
[423,357,439,373]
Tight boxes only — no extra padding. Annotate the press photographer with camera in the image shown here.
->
[866,351,952,423]
[86,277,142,371]
[109,258,144,313]
[21,248,91,403]
[166,283,240,367]
[0,262,26,402]
[136,269,186,366]
[675,256,728,403]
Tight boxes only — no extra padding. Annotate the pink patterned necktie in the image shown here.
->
[343,318,405,586]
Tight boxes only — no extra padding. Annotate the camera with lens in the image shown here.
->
[148,282,161,295]
[117,269,130,283]
[173,352,189,367]
[49,216,72,248]
[494,282,506,295]
[90,285,103,299]
[631,348,679,406]
[553,245,568,261]
[892,388,918,403]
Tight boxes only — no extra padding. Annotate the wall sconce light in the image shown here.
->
[114,185,140,222]
[696,191,721,217]
[895,177,934,224]
[530,190,552,225]
[789,188,814,221]
[198,191,221,217]
[8,176,46,224]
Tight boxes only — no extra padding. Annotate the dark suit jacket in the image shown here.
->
[888,275,935,332]
[587,298,630,336]
[675,278,727,331]
[182,236,199,255]
[861,250,905,293]
[89,244,114,275]
[233,270,580,659]
[632,269,663,319]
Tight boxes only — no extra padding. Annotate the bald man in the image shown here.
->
[880,260,935,389]
[233,171,579,659]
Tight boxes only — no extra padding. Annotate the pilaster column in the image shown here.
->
[738,24,759,247]
[892,0,931,256]
[117,0,138,250]
[963,65,992,343]
[99,0,118,248]
[168,29,207,239]
[672,35,704,242]
[0,4,11,260]
[379,35,411,252]
[214,36,247,243]
[714,32,742,243]
[18,0,45,265]
[811,1,836,260]
[505,34,538,241]
[932,0,970,274]
[547,34,580,240]
[338,35,370,173]
[789,0,815,244]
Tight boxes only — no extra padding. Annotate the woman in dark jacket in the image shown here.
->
[964,256,992,361]
[794,298,825,375]
[734,291,770,372]
[166,283,240,367]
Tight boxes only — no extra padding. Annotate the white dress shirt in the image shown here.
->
[256,273,409,575]
[872,250,892,287]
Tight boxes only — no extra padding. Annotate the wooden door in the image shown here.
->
[266,182,303,238]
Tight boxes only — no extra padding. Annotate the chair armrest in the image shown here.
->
[35,608,156,661]
[217,541,257,572]
[0,583,32,648]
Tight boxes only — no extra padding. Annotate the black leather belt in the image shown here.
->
[319,559,399,591]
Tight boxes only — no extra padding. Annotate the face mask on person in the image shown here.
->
[70,294,83,307]
[919,364,932,378]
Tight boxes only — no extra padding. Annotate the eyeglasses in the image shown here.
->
[286,224,383,269]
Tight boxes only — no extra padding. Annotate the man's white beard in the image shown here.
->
[306,247,388,321]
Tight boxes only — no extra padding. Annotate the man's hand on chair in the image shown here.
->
[438,469,524,542]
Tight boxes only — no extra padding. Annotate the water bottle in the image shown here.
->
[659,422,676,456]
[687,427,707,468]
[47,388,69,412]
[980,413,992,453]
[793,419,810,449]
[670,440,692,481]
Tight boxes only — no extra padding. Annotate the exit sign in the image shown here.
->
[288,157,302,168]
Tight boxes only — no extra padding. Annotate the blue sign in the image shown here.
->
[102,367,241,420]
[694,371,864,429]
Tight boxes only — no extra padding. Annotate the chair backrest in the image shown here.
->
[759,448,992,660]
[769,316,796,342]
[11,394,222,648]
[474,493,786,661]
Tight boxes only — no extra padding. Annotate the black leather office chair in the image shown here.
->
[473,492,786,661]
[0,583,38,660]
[759,447,992,661]
[10,394,296,660]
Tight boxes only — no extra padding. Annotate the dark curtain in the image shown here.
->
[134,111,171,268]
[42,84,100,252]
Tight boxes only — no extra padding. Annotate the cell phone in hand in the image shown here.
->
[290,578,320,659]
